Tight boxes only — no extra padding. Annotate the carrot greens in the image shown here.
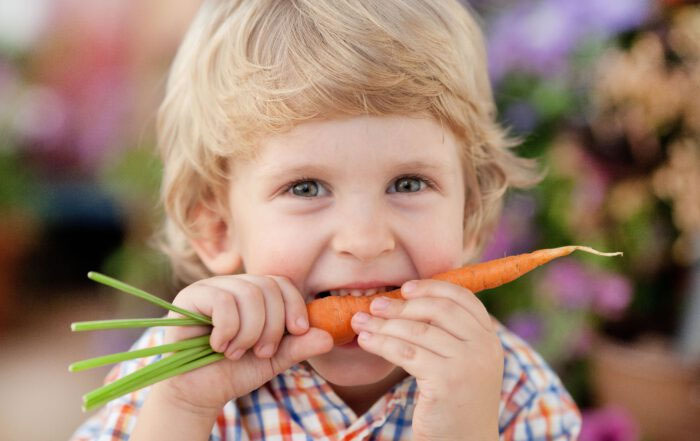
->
[71,272,218,411]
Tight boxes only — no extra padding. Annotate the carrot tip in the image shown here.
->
[572,246,623,257]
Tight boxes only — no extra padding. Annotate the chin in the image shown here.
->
[306,342,397,386]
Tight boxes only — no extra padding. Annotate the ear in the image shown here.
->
[189,203,243,275]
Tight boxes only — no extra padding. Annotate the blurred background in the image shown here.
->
[0,0,698,440]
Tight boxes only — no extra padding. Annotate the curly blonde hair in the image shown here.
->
[154,0,544,285]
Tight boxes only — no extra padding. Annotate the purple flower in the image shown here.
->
[592,274,633,319]
[505,311,543,344]
[580,406,640,441]
[538,260,633,318]
[486,0,652,82]
[13,85,69,149]
[73,71,130,168]
[560,0,652,37]
[538,260,595,310]
[488,1,579,81]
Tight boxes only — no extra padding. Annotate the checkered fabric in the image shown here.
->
[70,320,581,440]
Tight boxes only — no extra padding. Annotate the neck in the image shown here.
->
[329,367,409,416]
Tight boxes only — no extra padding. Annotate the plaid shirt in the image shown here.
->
[70,320,581,440]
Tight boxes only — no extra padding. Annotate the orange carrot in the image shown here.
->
[307,246,622,345]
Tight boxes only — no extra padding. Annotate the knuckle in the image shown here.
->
[214,290,236,308]
[261,320,285,338]
[270,274,292,285]
[234,332,259,349]
[399,343,417,360]
[169,297,186,313]
[266,275,289,289]
[171,286,195,305]
[434,298,452,315]
[239,282,263,298]
[187,278,216,292]
[257,276,279,293]
[410,322,430,338]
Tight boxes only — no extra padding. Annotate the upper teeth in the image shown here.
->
[330,287,391,297]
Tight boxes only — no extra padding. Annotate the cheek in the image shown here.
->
[407,209,464,277]
[415,244,463,278]
[239,218,315,280]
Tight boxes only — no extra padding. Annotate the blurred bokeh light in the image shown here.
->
[0,1,698,440]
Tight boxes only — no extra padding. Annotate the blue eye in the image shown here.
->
[389,175,429,193]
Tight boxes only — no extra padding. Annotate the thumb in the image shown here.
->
[271,328,334,374]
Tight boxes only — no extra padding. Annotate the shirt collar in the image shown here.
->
[286,362,417,414]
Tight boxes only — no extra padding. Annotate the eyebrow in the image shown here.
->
[257,163,333,180]
[259,159,452,179]
[390,160,452,173]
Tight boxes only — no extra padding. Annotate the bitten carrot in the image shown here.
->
[307,245,622,345]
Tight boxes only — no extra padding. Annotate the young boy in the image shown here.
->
[71,1,581,439]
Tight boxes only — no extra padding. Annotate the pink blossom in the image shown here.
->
[580,406,640,441]
[592,274,633,319]
[538,260,632,319]
[539,260,595,309]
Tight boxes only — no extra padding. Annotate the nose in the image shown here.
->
[330,200,396,262]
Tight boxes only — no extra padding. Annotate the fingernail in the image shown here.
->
[358,331,371,341]
[257,344,274,358]
[402,280,417,293]
[353,312,370,324]
[296,316,308,330]
[371,297,390,311]
[231,348,245,360]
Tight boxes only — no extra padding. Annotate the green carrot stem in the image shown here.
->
[84,348,222,411]
[84,347,215,410]
[71,317,206,332]
[87,272,212,325]
[84,346,208,404]
[69,335,211,372]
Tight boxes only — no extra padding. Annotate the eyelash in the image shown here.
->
[281,174,436,197]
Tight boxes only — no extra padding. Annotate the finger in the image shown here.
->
[270,328,333,375]
[162,320,211,345]
[351,313,459,357]
[367,296,480,341]
[267,275,309,335]
[185,276,271,359]
[235,275,286,358]
[220,281,266,359]
[203,285,242,353]
[355,330,442,380]
[174,282,244,353]
[400,279,493,331]
[166,284,236,345]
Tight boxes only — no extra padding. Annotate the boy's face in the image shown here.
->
[220,115,468,386]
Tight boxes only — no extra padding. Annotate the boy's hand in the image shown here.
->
[351,279,504,441]
[154,274,334,416]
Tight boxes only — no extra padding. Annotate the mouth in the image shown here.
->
[312,285,401,301]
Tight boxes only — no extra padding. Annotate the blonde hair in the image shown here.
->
[155,0,544,285]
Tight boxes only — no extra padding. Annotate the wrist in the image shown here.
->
[131,384,220,441]
[150,382,222,421]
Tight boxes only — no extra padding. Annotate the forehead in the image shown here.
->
[248,115,463,177]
